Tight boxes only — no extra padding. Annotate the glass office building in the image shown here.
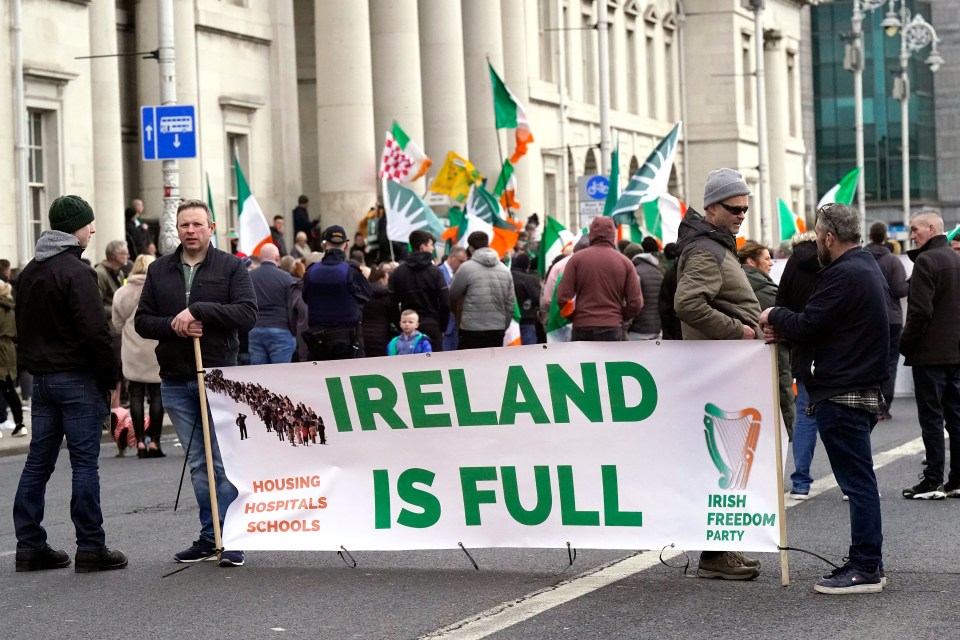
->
[812,0,937,210]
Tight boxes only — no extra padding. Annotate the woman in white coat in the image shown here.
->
[112,254,165,457]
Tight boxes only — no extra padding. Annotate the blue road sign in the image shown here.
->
[140,105,197,161]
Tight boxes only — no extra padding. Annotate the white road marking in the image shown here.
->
[422,436,924,640]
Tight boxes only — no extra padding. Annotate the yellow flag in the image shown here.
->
[429,151,482,202]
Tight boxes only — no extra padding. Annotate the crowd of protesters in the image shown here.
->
[5,181,960,592]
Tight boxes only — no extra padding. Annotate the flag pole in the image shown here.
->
[771,344,790,586]
[193,337,223,561]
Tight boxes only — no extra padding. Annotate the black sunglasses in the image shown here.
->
[718,202,749,216]
[817,204,839,236]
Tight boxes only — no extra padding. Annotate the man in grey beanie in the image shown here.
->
[675,169,763,580]
[13,195,128,573]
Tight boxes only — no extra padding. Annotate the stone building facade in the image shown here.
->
[1,0,809,266]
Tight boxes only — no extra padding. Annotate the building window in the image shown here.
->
[626,21,638,114]
[539,0,555,83]
[664,15,676,121]
[645,33,657,118]
[582,6,596,104]
[564,4,574,101]
[226,132,250,235]
[27,110,49,247]
[787,51,798,137]
[742,33,753,126]
[608,6,618,110]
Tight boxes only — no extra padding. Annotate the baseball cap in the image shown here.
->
[323,225,347,244]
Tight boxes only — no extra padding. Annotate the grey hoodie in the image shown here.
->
[34,230,82,262]
[448,247,516,331]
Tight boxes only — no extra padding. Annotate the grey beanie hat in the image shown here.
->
[703,168,751,208]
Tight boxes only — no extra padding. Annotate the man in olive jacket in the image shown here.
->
[900,209,960,500]
[135,199,257,567]
[675,168,762,581]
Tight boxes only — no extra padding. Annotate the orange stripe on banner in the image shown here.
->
[736,236,747,250]
[560,299,575,318]
[490,228,519,258]
[441,226,459,242]
[507,337,522,347]
[510,129,534,164]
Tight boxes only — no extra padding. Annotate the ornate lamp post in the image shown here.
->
[880,1,944,230]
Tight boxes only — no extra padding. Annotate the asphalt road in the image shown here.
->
[0,405,956,640]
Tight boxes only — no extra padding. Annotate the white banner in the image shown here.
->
[205,342,783,552]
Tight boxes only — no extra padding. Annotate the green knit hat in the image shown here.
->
[49,195,94,234]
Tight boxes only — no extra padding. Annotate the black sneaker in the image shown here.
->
[174,538,218,563]
[218,550,245,567]
[945,479,960,498]
[75,548,128,573]
[814,564,882,594]
[902,475,945,500]
[11,424,28,438]
[15,545,71,572]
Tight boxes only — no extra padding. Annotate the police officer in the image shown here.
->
[302,225,372,359]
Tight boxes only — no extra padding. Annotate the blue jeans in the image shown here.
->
[790,381,818,493]
[162,379,238,544]
[248,327,296,365]
[442,314,458,352]
[912,364,960,485]
[815,400,882,572]
[13,372,109,552]
[520,323,538,346]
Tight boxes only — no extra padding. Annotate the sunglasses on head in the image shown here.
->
[718,202,749,216]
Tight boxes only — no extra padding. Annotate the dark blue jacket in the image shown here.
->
[249,262,296,331]
[135,245,258,380]
[302,250,371,327]
[768,247,889,406]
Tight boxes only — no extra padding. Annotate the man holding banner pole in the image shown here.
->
[760,203,889,594]
[675,168,763,580]
[135,199,258,567]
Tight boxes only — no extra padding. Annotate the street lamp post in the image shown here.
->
[848,0,887,240]
[881,1,943,231]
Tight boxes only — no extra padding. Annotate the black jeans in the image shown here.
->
[913,364,960,485]
[458,329,505,350]
[571,326,624,342]
[128,381,164,443]
[0,374,23,426]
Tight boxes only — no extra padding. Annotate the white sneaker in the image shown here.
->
[0,419,14,431]
[11,424,28,438]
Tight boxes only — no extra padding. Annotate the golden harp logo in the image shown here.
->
[703,403,761,491]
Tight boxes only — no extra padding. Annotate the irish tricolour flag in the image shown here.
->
[489,62,534,164]
[379,121,431,183]
[817,168,859,210]
[778,198,807,242]
[235,159,272,257]
[538,215,576,278]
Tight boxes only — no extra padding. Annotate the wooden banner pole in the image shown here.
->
[771,344,790,586]
[194,337,223,560]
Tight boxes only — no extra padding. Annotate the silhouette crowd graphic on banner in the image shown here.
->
[205,369,327,448]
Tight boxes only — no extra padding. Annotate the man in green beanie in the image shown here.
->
[12,194,128,573]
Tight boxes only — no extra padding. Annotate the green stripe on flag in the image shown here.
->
[493,159,514,198]
[391,121,410,149]
[489,62,519,129]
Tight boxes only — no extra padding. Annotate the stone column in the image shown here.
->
[269,0,302,248]
[314,0,377,232]
[418,0,469,170]
[765,40,789,239]
[371,0,424,157]
[135,0,162,221]
[173,0,200,200]
[500,0,537,222]
[88,0,126,248]
[461,0,505,180]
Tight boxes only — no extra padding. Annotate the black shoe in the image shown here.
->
[148,446,166,458]
[945,478,960,498]
[15,545,71,572]
[74,548,128,573]
[902,475,945,500]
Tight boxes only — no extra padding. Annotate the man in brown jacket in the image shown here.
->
[556,216,642,341]
[676,167,762,581]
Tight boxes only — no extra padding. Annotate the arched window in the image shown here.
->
[584,147,599,175]
[629,155,640,179]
